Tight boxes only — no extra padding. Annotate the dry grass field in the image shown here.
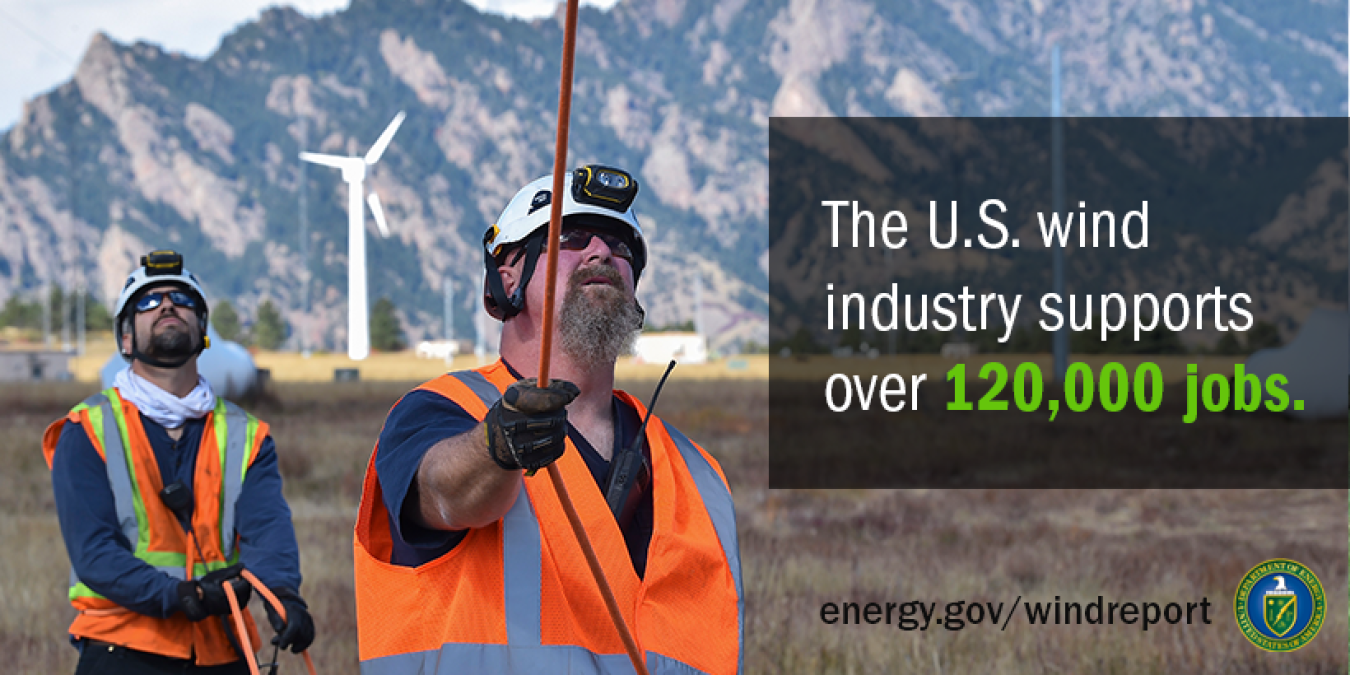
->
[1,367,1344,673]
[59,337,770,384]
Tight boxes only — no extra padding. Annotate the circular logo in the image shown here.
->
[1233,559,1326,652]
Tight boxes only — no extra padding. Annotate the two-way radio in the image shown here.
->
[603,360,675,529]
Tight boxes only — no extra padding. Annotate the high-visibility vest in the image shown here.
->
[42,388,265,666]
[354,361,743,674]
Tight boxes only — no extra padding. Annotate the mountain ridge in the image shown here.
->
[0,0,1343,352]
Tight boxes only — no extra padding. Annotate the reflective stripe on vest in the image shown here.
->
[361,645,709,674]
[359,370,741,675]
[68,390,255,599]
[664,425,744,675]
[218,398,254,560]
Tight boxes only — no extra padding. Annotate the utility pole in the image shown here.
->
[886,246,896,354]
[694,272,704,337]
[444,278,454,340]
[443,278,455,365]
[61,281,71,352]
[299,115,311,356]
[1051,44,1068,382]
[76,285,86,355]
[43,282,51,349]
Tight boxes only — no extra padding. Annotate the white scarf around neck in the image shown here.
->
[113,367,217,430]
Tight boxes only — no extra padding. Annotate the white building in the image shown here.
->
[0,350,73,382]
[633,332,708,365]
[415,339,461,360]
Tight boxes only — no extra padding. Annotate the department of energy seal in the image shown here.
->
[1234,559,1326,652]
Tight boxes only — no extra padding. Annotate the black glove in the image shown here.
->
[265,588,315,653]
[484,378,580,471]
[176,580,210,622]
[176,563,251,620]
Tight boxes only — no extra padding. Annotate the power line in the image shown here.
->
[0,6,78,66]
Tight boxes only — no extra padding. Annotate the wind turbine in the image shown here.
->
[300,111,405,360]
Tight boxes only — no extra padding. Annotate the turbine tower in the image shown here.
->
[300,111,405,360]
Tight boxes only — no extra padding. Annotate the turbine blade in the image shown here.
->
[364,111,406,165]
[299,152,357,170]
[368,192,391,237]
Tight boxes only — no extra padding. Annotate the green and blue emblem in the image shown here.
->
[1233,559,1325,652]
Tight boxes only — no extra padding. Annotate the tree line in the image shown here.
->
[0,288,113,334]
[213,297,405,352]
[0,290,407,353]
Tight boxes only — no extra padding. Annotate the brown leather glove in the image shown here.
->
[485,378,580,471]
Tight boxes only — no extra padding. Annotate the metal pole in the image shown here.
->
[43,282,51,349]
[444,277,454,366]
[886,247,896,354]
[77,286,85,355]
[1051,45,1068,382]
[444,278,453,341]
[300,116,310,355]
[61,281,71,352]
[534,1,649,672]
[694,273,704,337]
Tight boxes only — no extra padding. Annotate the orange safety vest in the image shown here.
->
[354,361,743,674]
[42,388,265,666]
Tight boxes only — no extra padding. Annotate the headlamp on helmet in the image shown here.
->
[572,165,638,211]
[141,250,184,277]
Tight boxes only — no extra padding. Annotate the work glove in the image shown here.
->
[176,563,251,621]
[265,588,316,653]
[485,378,580,471]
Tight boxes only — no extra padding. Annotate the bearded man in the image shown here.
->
[353,166,743,674]
[44,250,313,674]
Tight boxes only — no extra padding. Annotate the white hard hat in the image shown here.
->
[113,250,210,349]
[482,165,647,319]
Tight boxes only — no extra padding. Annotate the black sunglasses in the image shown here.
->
[135,291,198,313]
[550,227,635,261]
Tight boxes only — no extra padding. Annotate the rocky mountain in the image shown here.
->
[769,117,1347,350]
[0,0,1343,352]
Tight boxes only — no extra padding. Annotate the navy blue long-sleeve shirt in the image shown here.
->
[50,410,302,619]
[376,378,651,573]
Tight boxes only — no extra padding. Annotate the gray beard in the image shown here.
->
[558,271,639,365]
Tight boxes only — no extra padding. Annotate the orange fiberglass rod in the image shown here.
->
[535,0,649,672]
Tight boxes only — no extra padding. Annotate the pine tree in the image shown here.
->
[370,297,406,352]
[213,299,242,342]
[83,292,113,332]
[252,300,287,350]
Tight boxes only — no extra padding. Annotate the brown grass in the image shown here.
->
[1,379,1343,673]
[66,340,769,384]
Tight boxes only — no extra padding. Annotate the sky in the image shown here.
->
[0,0,617,131]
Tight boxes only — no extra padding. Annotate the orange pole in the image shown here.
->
[536,0,578,389]
[535,0,648,673]
[223,570,318,675]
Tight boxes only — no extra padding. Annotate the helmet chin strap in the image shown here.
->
[484,235,545,320]
[125,321,207,370]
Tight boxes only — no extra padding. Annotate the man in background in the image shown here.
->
[44,250,315,674]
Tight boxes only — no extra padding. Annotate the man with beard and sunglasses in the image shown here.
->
[354,166,743,674]
[42,251,314,674]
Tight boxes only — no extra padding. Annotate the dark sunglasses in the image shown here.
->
[550,227,635,261]
[135,291,198,313]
